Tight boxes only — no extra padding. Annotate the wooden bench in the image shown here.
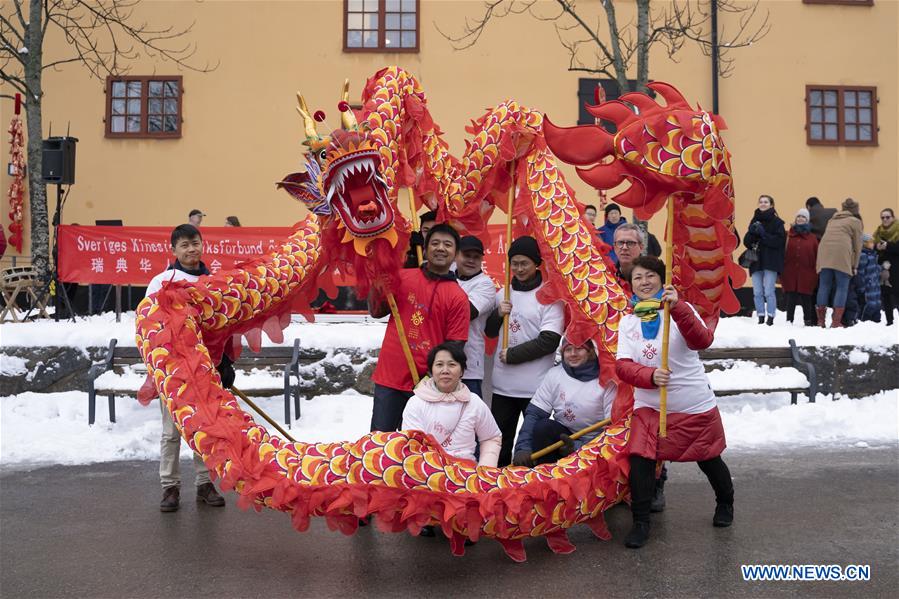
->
[700,339,818,404]
[1,267,50,322]
[87,338,305,425]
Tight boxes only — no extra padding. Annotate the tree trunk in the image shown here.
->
[601,0,629,95]
[24,0,49,283]
[635,0,651,93]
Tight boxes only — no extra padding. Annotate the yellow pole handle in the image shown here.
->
[659,198,675,438]
[530,417,612,461]
[502,161,516,351]
[231,386,297,443]
[387,292,420,386]
[407,187,423,266]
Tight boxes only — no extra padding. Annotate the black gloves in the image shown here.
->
[512,450,535,467]
[217,354,236,389]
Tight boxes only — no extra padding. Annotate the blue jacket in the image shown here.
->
[856,248,882,321]
[597,217,627,263]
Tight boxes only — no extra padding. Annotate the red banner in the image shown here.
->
[57,224,516,287]
[57,225,296,285]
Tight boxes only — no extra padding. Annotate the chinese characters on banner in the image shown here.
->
[57,225,296,285]
[57,224,518,287]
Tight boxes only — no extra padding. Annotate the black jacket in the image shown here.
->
[809,205,837,240]
[745,208,786,274]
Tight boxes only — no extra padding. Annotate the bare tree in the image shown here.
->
[0,0,214,285]
[437,0,769,95]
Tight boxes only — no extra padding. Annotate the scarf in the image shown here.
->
[168,260,210,277]
[511,271,542,292]
[457,270,482,281]
[631,288,665,340]
[413,376,471,404]
[874,221,899,244]
[792,223,811,235]
[562,357,600,382]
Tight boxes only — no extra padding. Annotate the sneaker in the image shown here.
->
[650,481,666,513]
[196,483,225,507]
[713,503,734,527]
[160,486,180,512]
[624,521,651,549]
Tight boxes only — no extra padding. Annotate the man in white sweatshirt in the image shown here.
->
[146,224,228,513]
[455,236,496,398]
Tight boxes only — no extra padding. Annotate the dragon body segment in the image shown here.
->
[135,67,734,561]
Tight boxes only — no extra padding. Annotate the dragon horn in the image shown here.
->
[296,92,320,142]
[340,79,358,130]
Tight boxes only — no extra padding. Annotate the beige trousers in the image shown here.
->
[159,398,210,489]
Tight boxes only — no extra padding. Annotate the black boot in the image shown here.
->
[766,316,774,326]
[757,316,765,325]
[160,486,180,512]
[713,503,734,527]
[650,466,667,513]
[627,455,656,548]
[624,521,651,548]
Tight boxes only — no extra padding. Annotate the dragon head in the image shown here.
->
[277,80,397,255]
[544,82,734,220]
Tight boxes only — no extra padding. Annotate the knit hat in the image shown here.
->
[508,236,541,265]
[796,208,810,220]
[841,198,860,214]
[604,203,622,216]
[863,232,873,242]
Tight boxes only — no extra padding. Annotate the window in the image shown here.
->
[577,78,655,132]
[105,76,183,138]
[803,1,873,6]
[344,0,419,52]
[806,86,878,146]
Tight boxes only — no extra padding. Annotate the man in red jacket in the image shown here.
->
[369,223,470,432]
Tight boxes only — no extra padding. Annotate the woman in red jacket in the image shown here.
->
[615,256,734,549]
[781,208,820,326]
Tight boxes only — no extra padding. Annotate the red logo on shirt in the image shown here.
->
[510,318,521,333]
[641,343,658,360]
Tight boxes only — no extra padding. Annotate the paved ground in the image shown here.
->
[2,447,897,598]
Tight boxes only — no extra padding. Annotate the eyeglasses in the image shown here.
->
[614,240,640,249]
[882,215,894,220]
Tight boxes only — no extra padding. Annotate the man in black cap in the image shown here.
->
[484,235,565,466]
[455,235,496,398]
[188,209,205,227]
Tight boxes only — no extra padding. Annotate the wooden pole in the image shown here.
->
[387,292,420,386]
[231,386,297,443]
[502,161,516,350]
[659,198,676,438]
[530,417,612,461]
[407,187,423,266]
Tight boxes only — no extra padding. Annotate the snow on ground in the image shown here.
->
[1,389,896,470]
[1,309,897,351]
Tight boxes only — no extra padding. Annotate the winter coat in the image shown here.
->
[744,208,786,274]
[809,204,837,240]
[781,227,819,294]
[816,211,863,276]
[874,221,899,289]
[597,216,627,263]
[856,248,882,321]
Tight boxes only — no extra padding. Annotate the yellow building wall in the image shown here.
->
[2,0,897,267]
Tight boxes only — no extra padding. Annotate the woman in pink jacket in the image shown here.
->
[402,343,502,536]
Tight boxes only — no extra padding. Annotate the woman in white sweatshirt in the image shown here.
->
[402,342,502,536]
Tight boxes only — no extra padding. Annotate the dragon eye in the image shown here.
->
[319,149,327,161]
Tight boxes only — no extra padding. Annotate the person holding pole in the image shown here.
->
[146,223,228,512]
[510,339,615,466]
[455,235,496,398]
[484,236,565,467]
[615,256,733,549]
[369,224,470,432]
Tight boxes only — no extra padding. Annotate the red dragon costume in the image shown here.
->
[134,67,740,561]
